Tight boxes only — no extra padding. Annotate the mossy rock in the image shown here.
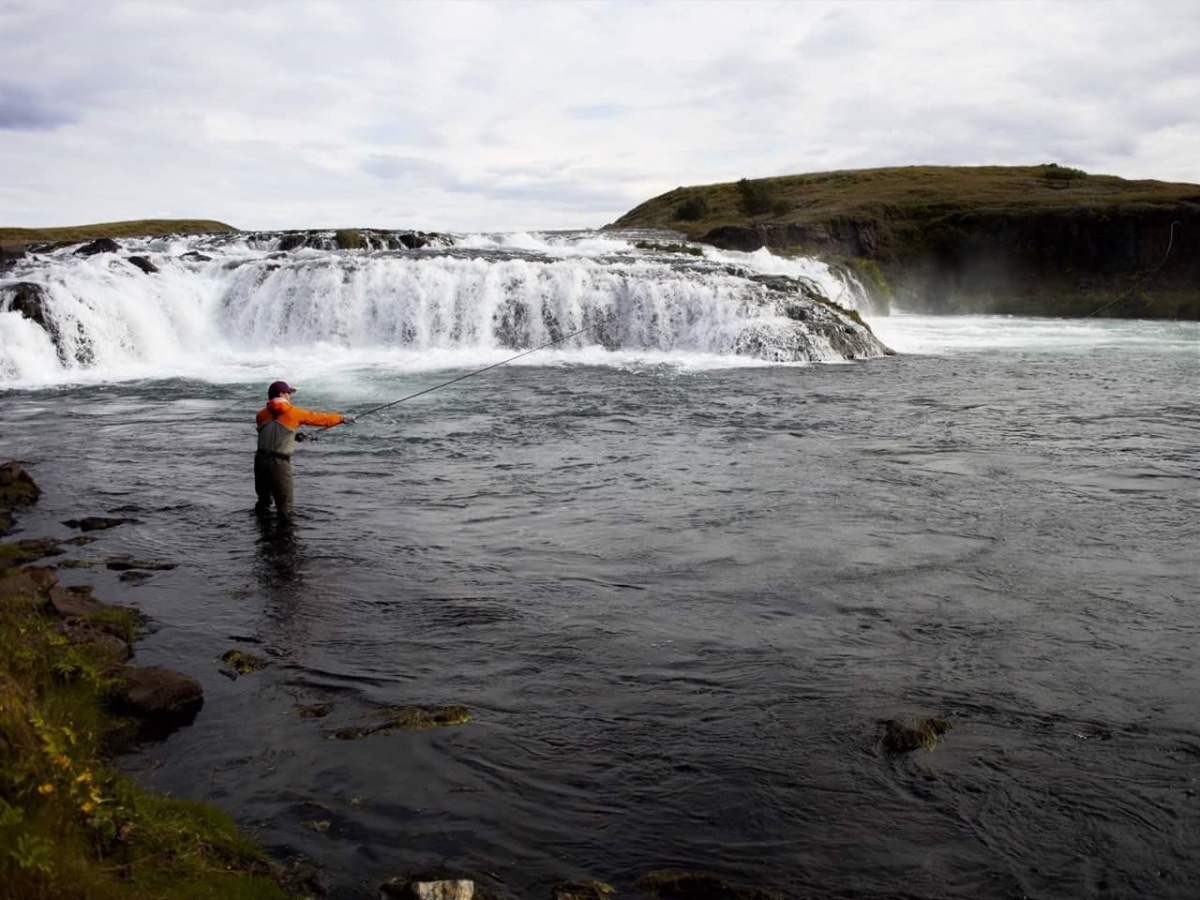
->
[335,228,364,250]
[218,649,271,675]
[877,717,953,753]
[635,869,779,900]
[555,879,616,900]
[328,704,471,740]
[297,701,333,719]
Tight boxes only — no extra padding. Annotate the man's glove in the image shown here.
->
[342,416,356,425]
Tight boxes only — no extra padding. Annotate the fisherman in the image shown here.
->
[255,380,353,516]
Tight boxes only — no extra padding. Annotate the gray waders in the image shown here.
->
[256,418,297,515]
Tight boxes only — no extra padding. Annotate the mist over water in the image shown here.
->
[2,234,1198,898]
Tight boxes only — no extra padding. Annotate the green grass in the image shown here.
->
[0,220,238,245]
[611,165,1200,235]
[0,578,293,900]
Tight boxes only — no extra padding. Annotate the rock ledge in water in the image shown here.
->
[329,704,471,741]
[634,870,780,900]
[380,877,474,900]
[877,717,953,753]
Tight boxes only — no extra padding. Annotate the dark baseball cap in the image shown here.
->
[268,380,297,398]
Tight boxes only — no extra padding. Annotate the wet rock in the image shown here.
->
[63,535,97,546]
[105,557,176,572]
[75,238,121,256]
[218,648,270,675]
[2,283,52,333]
[328,704,471,741]
[63,516,130,532]
[0,462,41,534]
[396,232,428,250]
[179,250,212,262]
[380,878,474,900]
[877,717,953,754]
[277,859,329,898]
[297,701,333,719]
[634,870,780,900]
[57,559,99,569]
[554,879,615,900]
[118,570,153,584]
[278,233,309,252]
[0,566,59,601]
[107,665,203,723]
[126,255,159,274]
[48,584,105,619]
[59,621,132,662]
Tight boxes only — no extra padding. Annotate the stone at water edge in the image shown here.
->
[553,879,616,900]
[0,567,59,601]
[108,665,203,721]
[126,255,159,274]
[379,878,474,900]
[47,585,105,619]
[58,621,132,662]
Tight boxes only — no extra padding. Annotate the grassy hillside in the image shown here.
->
[610,165,1200,235]
[610,166,1200,318]
[0,219,237,244]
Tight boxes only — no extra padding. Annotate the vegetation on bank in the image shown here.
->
[0,220,238,245]
[0,557,293,900]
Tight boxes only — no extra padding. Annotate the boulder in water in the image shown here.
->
[107,665,203,723]
[75,238,121,256]
[0,462,41,537]
[553,880,615,900]
[63,516,131,532]
[126,255,159,274]
[876,717,953,753]
[634,870,780,899]
[2,283,51,330]
[379,877,475,900]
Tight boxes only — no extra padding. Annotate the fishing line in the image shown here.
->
[314,323,597,433]
[1086,220,1181,318]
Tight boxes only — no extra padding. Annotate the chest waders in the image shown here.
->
[255,407,296,515]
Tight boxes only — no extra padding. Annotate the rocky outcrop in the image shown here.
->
[611,166,1200,318]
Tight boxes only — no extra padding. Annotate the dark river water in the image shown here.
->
[2,317,1198,899]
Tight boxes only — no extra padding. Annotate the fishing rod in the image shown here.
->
[312,324,597,433]
[1087,220,1181,318]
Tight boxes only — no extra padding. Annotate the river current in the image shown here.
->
[2,238,1199,898]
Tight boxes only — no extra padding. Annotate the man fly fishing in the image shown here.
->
[255,380,354,517]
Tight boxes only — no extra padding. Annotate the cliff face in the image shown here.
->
[609,166,1200,318]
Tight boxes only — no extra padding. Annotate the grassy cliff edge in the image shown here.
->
[608,165,1200,318]
[0,220,238,246]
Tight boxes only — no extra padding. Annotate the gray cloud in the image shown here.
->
[0,83,78,130]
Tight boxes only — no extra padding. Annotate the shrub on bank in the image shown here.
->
[0,572,291,900]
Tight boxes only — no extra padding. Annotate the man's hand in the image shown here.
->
[342,416,356,425]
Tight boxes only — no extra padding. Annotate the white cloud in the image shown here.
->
[1,0,1197,231]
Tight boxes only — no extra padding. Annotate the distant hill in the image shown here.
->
[0,219,238,245]
[609,166,1200,318]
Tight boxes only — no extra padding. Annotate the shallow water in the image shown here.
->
[2,316,1199,899]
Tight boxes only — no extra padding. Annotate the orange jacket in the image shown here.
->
[255,398,345,430]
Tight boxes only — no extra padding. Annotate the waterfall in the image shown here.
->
[0,231,888,386]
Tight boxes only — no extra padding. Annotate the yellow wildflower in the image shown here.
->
[54,754,72,769]
[80,801,96,815]
[75,771,92,784]
[37,783,55,795]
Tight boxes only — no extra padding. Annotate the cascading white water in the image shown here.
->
[0,231,883,386]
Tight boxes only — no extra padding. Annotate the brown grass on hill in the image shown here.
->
[0,219,237,245]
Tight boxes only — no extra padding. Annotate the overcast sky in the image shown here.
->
[3,0,1198,232]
